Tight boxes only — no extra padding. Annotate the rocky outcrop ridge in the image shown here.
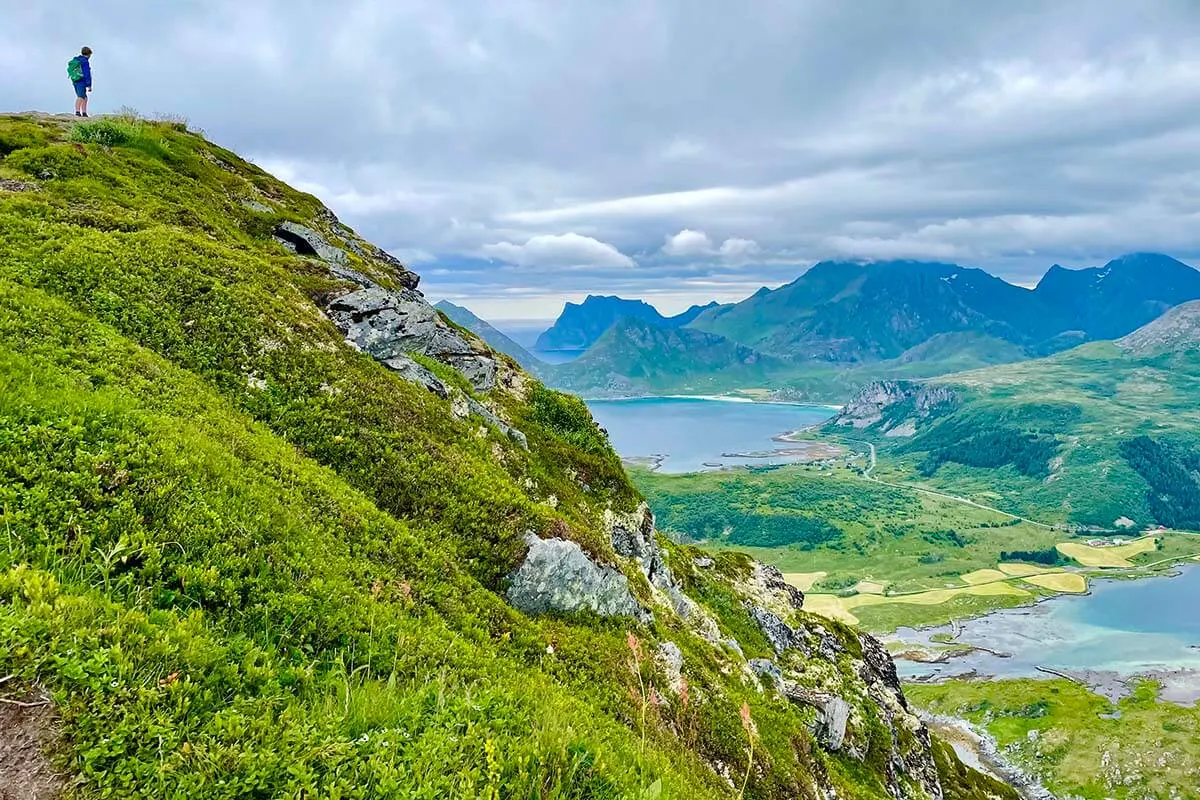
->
[833,380,957,434]
[273,216,529,447]
[1116,299,1200,356]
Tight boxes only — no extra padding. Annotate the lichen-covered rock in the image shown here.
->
[656,641,684,694]
[749,605,797,655]
[326,285,500,392]
[817,697,851,751]
[749,658,785,694]
[380,354,448,398]
[467,397,529,449]
[607,503,675,592]
[506,533,651,622]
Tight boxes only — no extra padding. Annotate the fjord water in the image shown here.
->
[897,565,1200,700]
[585,397,836,473]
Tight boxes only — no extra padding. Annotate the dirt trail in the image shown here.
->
[841,438,1056,529]
[0,681,63,800]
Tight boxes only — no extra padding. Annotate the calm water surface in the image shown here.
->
[585,397,836,473]
[896,564,1200,694]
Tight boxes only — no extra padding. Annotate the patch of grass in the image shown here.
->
[908,679,1200,799]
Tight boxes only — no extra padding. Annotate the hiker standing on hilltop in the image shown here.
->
[68,47,93,117]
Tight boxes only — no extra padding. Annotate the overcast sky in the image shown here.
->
[6,1,1200,320]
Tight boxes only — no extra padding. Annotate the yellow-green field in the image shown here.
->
[1021,572,1088,593]
[782,571,826,591]
[1056,536,1157,567]
[805,581,1031,626]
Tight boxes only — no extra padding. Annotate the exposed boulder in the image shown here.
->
[656,641,685,695]
[748,658,785,694]
[607,504,675,593]
[326,286,500,393]
[748,605,798,655]
[816,697,851,751]
[381,354,448,399]
[506,533,651,622]
[274,220,349,265]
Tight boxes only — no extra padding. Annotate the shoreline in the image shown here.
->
[583,392,844,410]
[895,562,1200,704]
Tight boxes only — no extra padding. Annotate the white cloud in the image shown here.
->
[718,237,761,261]
[480,233,636,268]
[662,228,715,256]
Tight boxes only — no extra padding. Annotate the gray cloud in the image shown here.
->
[5,0,1200,317]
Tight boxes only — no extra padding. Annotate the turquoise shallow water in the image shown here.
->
[585,397,836,474]
[895,564,1200,697]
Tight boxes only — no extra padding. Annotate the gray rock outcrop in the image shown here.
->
[506,533,651,622]
[816,697,850,751]
[833,380,957,433]
[748,658,785,694]
[275,220,349,265]
[327,286,499,392]
[749,605,798,655]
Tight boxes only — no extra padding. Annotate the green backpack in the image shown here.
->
[67,56,84,83]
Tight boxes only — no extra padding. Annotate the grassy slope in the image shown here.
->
[0,114,992,799]
[862,342,1200,529]
[908,679,1200,799]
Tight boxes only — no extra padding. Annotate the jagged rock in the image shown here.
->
[833,380,957,431]
[799,620,845,662]
[748,658,785,694]
[817,698,851,751]
[326,286,499,392]
[275,220,348,265]
[858,633,904,702]
[506,533,650,622]
[656,641,684,694]
[381,354,448,399]
[748,605,796,654]
[751,562,805,611]
[607,504,675,592]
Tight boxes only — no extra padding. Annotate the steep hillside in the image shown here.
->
[0,114,1010,799]
[435,299,544,371]
[1116,299,1200,356]
[551,318,782,396]
[1033,253,1200,341]
[535,295,719,352]
[829,306,1200,529]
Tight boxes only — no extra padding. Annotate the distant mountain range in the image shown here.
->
[448,253,1200,399]
[690,253,1200,361]
[534,295,722,351]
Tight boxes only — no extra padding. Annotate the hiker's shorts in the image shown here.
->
[73,81,88,98]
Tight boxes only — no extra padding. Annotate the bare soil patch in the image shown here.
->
[0,683,64,800]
